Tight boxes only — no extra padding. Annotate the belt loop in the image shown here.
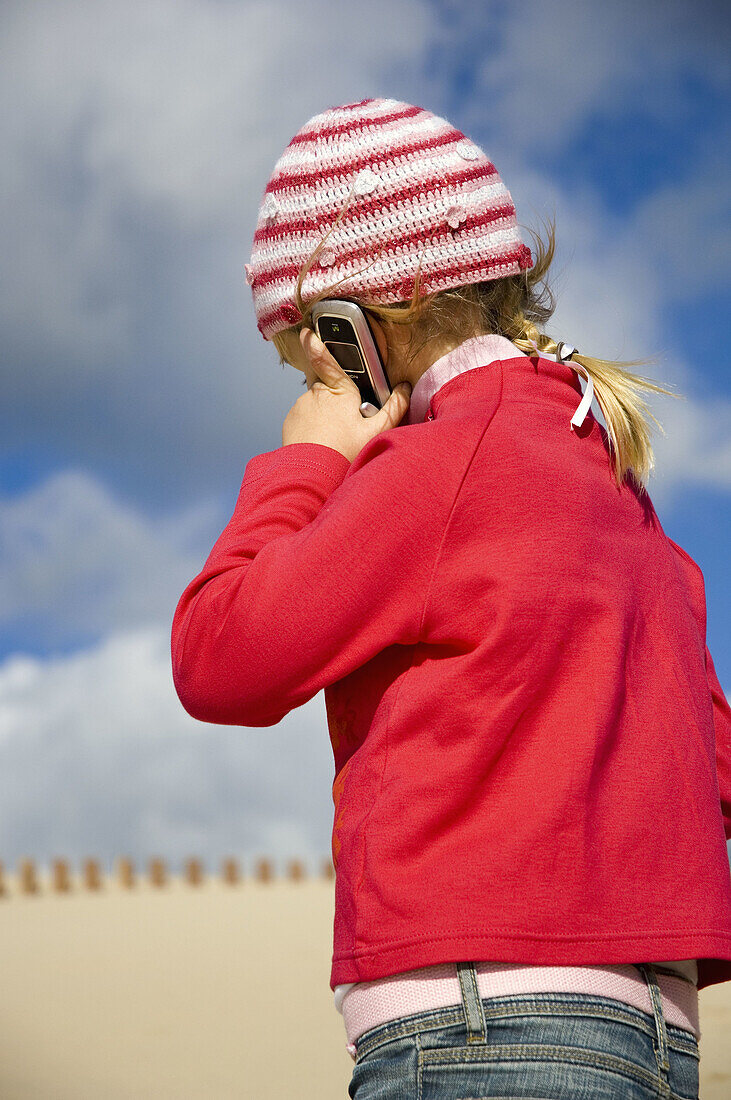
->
[636,964,671,1091]
[455,961,487,1044]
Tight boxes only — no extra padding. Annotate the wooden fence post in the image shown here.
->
[82,858,102,891]
[117,857,135,889]
[221,857,240,885]
[253,857,273,883]
[286,859,305,881]
[18,858,39,895]
[149,857,167,888]
[51,858,72,893]
[1,853,338,894]
[184,857,204,886]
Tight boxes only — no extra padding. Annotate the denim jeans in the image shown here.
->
[347,962,699,1099]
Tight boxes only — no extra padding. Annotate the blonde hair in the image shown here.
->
[271,208,682,493]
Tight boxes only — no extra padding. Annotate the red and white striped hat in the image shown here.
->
[246,97,534,340]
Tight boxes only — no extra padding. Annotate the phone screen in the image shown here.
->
[322,341,366,374]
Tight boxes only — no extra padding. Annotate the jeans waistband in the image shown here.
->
[341,962,699,1061]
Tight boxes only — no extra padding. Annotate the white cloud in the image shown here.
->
[0,0,435,371]
[648,392,731,498]
[628,155,731,299]
[0,625,336,872]
[462,0,729,156]
[0,468,222,646]
[0,0,430,220]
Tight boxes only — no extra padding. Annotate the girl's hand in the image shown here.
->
[281,328,412,464]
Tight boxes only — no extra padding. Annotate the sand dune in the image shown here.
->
[0,874,728,1098]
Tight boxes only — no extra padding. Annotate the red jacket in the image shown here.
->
[171,335,731,992]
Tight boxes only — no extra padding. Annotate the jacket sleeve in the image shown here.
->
[667,537,731,840]
[170,434,449,727]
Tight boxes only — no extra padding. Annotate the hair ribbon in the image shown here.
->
[527,339,594,431]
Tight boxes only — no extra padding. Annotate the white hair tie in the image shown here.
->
[556,342,593,431]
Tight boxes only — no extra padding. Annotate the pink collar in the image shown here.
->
[403,334,527,425]
[402,333,594,431]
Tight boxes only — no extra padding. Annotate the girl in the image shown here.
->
[171,98,731,1099]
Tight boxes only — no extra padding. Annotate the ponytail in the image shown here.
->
[510,319,681,493]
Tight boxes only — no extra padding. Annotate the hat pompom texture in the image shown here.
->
[247,97,534,340]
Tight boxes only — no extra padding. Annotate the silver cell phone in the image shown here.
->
[311,300,392,411]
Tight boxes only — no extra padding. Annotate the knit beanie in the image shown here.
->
[246,97,534,341]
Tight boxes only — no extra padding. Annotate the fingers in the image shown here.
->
[300,328,360,393]
[373,382,411,427]
[300,328,338,372]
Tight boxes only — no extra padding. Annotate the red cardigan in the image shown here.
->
[171,336,731,992]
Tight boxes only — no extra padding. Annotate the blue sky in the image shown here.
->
[1,0,729,875]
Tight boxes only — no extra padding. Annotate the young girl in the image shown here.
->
[171,98,731,1099]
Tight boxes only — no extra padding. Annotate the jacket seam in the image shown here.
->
[352,644,419,952]
[334,925,731,962]
[242,459,349,488]
[666,536,703,578]
[416,359,504,641]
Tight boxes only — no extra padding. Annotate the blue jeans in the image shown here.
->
[347,962,699,1099]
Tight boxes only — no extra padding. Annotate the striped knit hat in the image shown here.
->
[246,97,534,340]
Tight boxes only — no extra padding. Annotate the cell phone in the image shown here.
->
[311,300,393,413]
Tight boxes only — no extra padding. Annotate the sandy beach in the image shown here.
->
[0,873,728,1098]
